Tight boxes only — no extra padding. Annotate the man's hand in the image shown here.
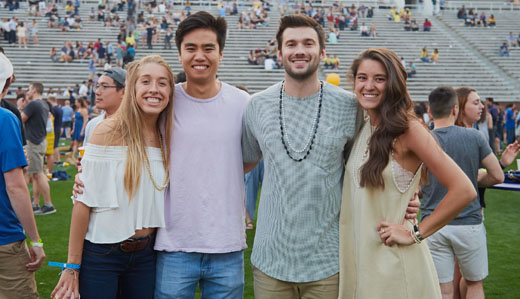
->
[26,245,45,272]
[72,173,84,198]
[404,190,420,221]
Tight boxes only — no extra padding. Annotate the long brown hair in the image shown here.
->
[112,55,175,199]
[349,48,414,189]
[455,86,477,128]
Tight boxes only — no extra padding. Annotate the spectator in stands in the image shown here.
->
[49,47,58,62]
[506,32,516,47]
[29,19,38,44]
[331,54,340,69]
[88,57,96,79]
[146,22,154,49]
[370,23,376,38]
[21,82,55,215]
[500,43,510,57]
[432,48,439,64]
[97,41,106,66]
[359,22,369,37]
[323,53,333,69]
[488,14,496,27]
[420,47,430,62]
[115,42,124,67]
[328,27,339,44]
[164,28,173,50]
[407,61,417,78]
[477,12,487,27]
[72,15,82,30]
[0,53,45,299]
[423,18,432,31]
[8,18,17,44]
[409,18,419,31]
[367,6,374,18]
[457,5,466,19]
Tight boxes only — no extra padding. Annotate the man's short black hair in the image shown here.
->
[175,11,227,54]
[428,86,458,119]
[485,97,494,104]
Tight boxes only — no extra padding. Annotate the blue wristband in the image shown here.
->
[48,261,81,270]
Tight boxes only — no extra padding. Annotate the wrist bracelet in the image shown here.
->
[29,239,43,247]
[413,224,425,242]
[499,160,506,169]
[410,229,421,244]
[48,262,81,270]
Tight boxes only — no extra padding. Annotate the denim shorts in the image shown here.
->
[155,250,244,299]
[79,239,156,299]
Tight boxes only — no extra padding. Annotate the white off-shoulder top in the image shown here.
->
[76,144,167,244]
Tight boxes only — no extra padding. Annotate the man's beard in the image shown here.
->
[284,59,320,81]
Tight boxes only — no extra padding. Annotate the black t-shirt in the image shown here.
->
[22,99,49,144]
[0,99,26,145]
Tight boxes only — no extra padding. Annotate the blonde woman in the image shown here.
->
[51,55,174,299]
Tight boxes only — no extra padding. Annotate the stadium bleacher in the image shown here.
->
[1,0,519,102]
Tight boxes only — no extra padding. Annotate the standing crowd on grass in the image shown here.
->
[2,5,520,299]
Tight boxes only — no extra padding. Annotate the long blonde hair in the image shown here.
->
[112,55,175,199]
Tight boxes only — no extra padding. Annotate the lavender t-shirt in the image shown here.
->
[154,82,249,253]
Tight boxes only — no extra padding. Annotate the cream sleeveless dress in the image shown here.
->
[339,121,441,299]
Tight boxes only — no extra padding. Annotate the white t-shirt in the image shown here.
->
[154,82,249,253]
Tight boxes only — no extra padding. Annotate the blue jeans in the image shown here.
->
[79,239,156,299]
[155,250,244,299]
[245,160,264,222]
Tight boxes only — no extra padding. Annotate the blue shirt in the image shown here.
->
[505,108,515,130]
[62,105,74,122]
[0,108,28,245]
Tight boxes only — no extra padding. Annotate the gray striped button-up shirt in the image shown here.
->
[242,81,361,282]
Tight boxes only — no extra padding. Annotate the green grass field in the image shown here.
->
[33,163,520,298]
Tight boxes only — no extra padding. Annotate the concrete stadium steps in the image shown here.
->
[2,2,519,101]
[437,11,520,85]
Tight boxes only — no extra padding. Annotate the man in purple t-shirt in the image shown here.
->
[152,12,252,299]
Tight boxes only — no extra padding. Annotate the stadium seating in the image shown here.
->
[1,0,519,102]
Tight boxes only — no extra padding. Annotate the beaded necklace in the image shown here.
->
[143,131,169,191]
[279,80,324,162]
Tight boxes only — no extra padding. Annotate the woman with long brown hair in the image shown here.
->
[51,55,174,299]
[339,48,475,298]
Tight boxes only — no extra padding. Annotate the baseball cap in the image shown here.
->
[103,67,126,87]
[0,53,13,92]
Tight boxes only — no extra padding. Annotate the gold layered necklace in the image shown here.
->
[143,131,169,191]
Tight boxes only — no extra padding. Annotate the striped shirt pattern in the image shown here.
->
[242,81,361,282]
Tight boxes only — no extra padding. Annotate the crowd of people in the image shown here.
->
[1,5,520,299]
[457,5,497,27]
[1,17,39,48]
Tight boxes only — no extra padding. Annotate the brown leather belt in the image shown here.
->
[119,233,155,253]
